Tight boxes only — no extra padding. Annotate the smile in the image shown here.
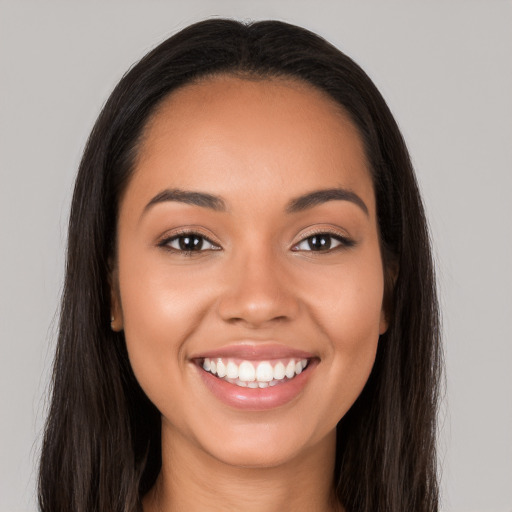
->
[202,357,310,388]
[193,345,317,410]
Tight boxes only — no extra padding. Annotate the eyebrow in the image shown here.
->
[142,186,368,217]
[285,188,369,216]
[143,188,227,215]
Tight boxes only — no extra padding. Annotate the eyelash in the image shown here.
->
[158,230,355,256]
[291,231,355,252]
[158,231,221,256]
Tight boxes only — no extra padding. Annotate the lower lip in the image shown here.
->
[196,362,316,411]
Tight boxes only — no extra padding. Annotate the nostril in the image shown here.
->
[224,314,290,328]
[218,295,297,325]
[216,266,300,327]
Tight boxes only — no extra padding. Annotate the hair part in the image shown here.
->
[39,18,441,512]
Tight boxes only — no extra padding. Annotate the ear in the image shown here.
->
[109,263,124,332]
[379,308,389,335]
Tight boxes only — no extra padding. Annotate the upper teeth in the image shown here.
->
[202,357,308,385]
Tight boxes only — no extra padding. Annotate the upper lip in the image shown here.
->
[191,343,316,361]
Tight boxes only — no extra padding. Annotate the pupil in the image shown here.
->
[309,235,331,251]
[179,236,202,251]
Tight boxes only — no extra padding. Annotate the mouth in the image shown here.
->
[200,357,310,388]
[191,346,318,410]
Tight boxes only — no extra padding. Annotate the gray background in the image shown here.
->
[1,1,511,511]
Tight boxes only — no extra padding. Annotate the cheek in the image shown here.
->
[120,247,213,331]
[309,249,385,342]
[117,252,214,403]
[303,249,384,410]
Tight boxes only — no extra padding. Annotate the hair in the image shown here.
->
[39,18,441,512]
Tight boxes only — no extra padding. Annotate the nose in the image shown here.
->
[216,248,299,329]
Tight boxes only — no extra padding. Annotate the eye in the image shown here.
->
[159,232,220,254]
[293,233,353,252]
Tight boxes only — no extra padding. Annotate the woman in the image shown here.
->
[38,19,441,512]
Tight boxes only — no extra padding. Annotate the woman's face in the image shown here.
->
[112,76,387,468]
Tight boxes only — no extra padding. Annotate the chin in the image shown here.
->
[192,417,333,470]
[207,439,305,469]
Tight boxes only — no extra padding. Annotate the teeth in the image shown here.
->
[238,361,256,382]
[202,357,310,388]
[216,360,226,378]
[273,362,285,380]
[226,361,239,379]
[285,360,296,379]
[256,361,273,382]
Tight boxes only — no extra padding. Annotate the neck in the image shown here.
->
[143,421,342,512]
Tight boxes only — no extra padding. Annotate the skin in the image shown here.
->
[111,75,388,512]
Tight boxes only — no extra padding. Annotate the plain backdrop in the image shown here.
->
[1,1,511,511]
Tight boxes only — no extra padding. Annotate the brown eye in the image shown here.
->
[177,235,205,251]
[306,234,333,251]
[293,233,354,252]
[161,233,220,253]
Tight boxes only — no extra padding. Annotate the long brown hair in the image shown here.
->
[39,19,441,512]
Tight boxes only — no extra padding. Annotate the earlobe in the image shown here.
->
[110,312,123,332]
[379,309,388,335]
[109,265,124,332]
[110,296,124,332]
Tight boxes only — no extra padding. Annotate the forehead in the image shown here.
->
[128,75,374,215]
